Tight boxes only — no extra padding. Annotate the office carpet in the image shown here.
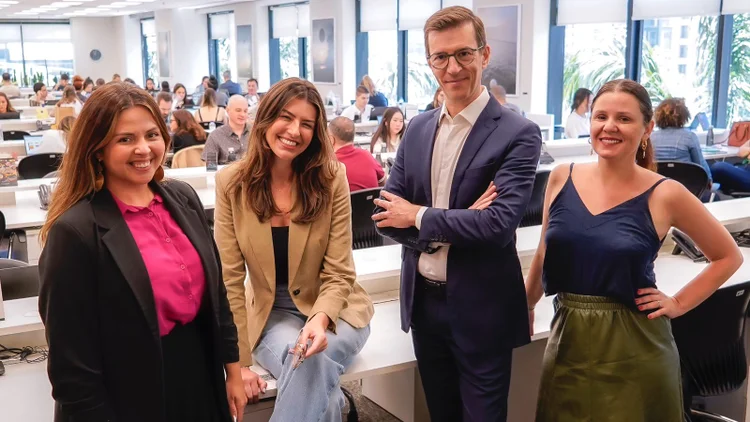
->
[341,380,401,422]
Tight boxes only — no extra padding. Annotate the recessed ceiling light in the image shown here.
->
[97,4,115,8]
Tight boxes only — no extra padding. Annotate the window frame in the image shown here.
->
[0,21,73,87]
[140,18,155,86]
[207,11,234,80]
[269,2,310,84]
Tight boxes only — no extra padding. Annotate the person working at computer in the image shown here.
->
[30,82,48,107]
[220,71,242,96]
[369,107,404,153]
[156,92,173,124]
[525,79,742,422]
[145,78,158,95]
[340,85,373,123]
[214,78,373,421]
[330,116,385,191]
[35,116,75,155]
[361,75,388,107]
[172,83,195,110]
[0,72,21,98]
[53,74,70,91]
[37,82,247,422]
[490,83,524,116]
[202,95,249,164]
[0,92,19,116]
[564,87,593,139]
[80,79,94,103]
[54,86,83,118]
[372,7,541,421]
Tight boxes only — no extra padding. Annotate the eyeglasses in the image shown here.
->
[426,45,485,70]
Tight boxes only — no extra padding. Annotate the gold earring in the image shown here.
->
[641,141,648,159]
[94,160,104,191]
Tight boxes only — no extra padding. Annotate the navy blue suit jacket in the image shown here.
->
[376,98,542,352]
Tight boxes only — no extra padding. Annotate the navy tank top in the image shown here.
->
[542,163,668,307]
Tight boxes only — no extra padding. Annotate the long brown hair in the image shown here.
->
[431,87,443,109]
[229,78,336,224]
[201,88,217,108]
[58,115,75,144]
[370,107,405,153]
[172,109,207,142]
[0,92,15,113]
[40,83,171,243]
[591,79,655,171]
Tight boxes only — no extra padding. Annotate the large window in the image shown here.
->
[639,16,718,121]
[562,23,627,114]
[367,30,399,104]
[141,18,157,85]
[270,4,310,83]
[0,23,73,87]
[208,12,236,80]
[407,29,438,108]
[728,13,750,122]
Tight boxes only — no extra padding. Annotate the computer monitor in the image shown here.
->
[0,112,21,120]
[23,135,44,156]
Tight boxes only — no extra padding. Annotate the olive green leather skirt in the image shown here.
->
[535,293,683,422]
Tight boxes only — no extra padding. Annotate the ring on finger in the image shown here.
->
[658,300,662,308]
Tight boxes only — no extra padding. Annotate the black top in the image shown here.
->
[172,132,204,153]
[271,226,289,288]
[543,164,668,306]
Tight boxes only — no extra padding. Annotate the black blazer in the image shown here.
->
[38,180,238,422]
[172,132,204,153]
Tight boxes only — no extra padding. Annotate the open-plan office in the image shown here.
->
[0,0,750,421]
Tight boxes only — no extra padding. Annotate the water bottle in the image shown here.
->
[706,126,714,147]
[208,121,216,131]
[228,147,236,163]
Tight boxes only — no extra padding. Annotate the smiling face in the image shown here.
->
[591,91,654,162]
[227,96,249,127]
[146,80,154,90]
[175,86,186,100]
[247,80,258,96]
[99,106,166,194]
[265,98,316,164]
[427,22,489,112]
[38,85,48,101]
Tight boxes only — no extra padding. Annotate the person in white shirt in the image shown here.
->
[564,87,593,139]
[53,86,83,118]
[245,78,262,107]
[340,85,374,123]
[36,116,75,155]
[0,72,21,99]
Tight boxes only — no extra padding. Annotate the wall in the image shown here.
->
[309,0,357,103]
[119,15,144,87]
[154,9,209,91]
[70,17,126,80]
[233,1,272,91]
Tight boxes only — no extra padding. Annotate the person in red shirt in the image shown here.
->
[330,116,386,192]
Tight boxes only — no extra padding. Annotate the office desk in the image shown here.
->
[538,147,738,172]
[0,140,26,157]
[0,118,53,133]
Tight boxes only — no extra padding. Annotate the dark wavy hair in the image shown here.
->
[571,88,593,112]
[172,109,206,142]
[591,79,655,171]
[654,97,691,129]
[370,107,405,153]
[229,78,336,223]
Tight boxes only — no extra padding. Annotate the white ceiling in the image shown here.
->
[2,0,244,19]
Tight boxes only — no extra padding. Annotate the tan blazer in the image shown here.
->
[214,162,374,366]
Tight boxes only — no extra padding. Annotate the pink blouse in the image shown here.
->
[113,194,206,337]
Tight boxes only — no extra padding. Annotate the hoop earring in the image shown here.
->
[153,165,165,182]
[641,141,648,159]
[94,161,104,191]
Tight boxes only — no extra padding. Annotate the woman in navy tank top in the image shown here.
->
[526,79,743,422]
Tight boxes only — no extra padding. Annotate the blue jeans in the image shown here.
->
[253,309,370,422]
[712,161,750,192]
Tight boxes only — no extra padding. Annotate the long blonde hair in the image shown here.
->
[229,78,336,223]
[40,83,171,243]
[361,75,378,96]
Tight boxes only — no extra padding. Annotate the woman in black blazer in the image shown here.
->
[38,82,246,422]
[170,109,207,153]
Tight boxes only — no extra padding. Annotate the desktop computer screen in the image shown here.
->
[23,135,44,156]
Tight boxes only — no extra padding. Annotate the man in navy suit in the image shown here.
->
[372,6,542,421]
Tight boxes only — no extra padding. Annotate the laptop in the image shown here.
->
[23,135,44,156]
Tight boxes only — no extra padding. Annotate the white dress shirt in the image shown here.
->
[340,104,373,122]
[415,88,491,282]
[564,111,589,139]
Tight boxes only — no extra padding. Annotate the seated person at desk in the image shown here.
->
[340,85,373,123]
[0,72,21,98]
[330,116,385,191]
[490,83,524,116]
[711,140,750,193]
[209,76,229,107]
[156,91,173,124]
[160,80,170,93]
[195,76,209,100]
[170,110,207,153]
[220,71,242,96]
[195,88,227,124]
[564,87,593,139]
[361,75,388,107]
[30,82,48,107]
[213,78,373,420]
[145,78,158,95]
[80,79,94,103]
[369,107,404,153]
[202,95,249,164]
[112,73,122,83]
[53,73,70,91]
[95,78,105,90]
[38,82,246,422]
[36,115,75,154]
[0,92,19,117]
[245,78,262,107]
[651,98,712,180]
[424,87,444,112]
[54,86,83,118]
[172,83,195,110]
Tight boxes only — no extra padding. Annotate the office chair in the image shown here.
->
[2,130,30,141]
[672,281,750,422]
[351,187,384,249]
[17,153,63,180]
[656,161,709,199]
[519,170,551,227]
[0,264,39,301]
[171,145,205,168]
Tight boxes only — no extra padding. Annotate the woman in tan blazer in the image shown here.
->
[214,78,374,422]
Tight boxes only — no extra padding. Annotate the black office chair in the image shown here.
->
[656,161,709,199]
[17,153,63,180]
[0,210,25,263]
[200,121,224,130]
[0,264,39,300]
[519,170,551,228]
[351,187,384,250]
[2,130,30,141]
[672,281,750,422]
